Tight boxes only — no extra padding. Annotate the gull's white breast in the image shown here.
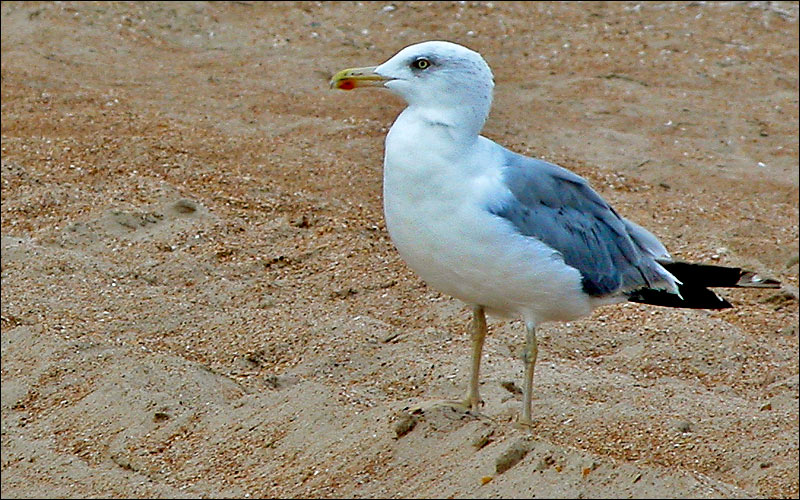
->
[382,111,592,324]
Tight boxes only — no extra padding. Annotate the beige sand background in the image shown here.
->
[2,1,798,498]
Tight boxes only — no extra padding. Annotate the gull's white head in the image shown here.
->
[376,41,494,109]
[331,41,495,130]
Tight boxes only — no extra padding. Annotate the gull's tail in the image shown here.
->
[627,262,781,309]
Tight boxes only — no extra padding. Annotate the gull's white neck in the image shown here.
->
[389,103,486,154]
[382,102,499,206]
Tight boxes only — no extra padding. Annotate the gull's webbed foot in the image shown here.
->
[406,397,482,417]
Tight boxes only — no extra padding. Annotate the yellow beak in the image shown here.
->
[329,66,389,90]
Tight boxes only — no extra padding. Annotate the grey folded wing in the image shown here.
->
[488,149,678,297]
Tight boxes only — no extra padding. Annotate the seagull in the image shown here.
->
[330,40,779,425]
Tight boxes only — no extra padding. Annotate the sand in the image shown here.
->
[1,1,798,498]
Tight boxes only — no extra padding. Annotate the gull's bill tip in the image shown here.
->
[330,66,387,90]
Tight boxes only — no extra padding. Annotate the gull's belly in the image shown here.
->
[383,193,592,323]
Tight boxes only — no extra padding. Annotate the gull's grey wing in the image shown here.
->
[621,218,673,263]
[489,149,677,297]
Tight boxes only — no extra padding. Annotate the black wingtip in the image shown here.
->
[627,261,780,310]
[628,286,733,309]
[662,262,781,289]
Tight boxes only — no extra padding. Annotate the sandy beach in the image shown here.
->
[2,2,798,498]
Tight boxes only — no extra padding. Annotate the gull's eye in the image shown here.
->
[411,58,431,70]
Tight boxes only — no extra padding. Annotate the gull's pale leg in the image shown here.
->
[406,306,488,417]
[464,305,487,411]
[520,321,538,425]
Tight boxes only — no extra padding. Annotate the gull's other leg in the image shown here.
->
[463,305,487,411]
[519,320,538,425]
